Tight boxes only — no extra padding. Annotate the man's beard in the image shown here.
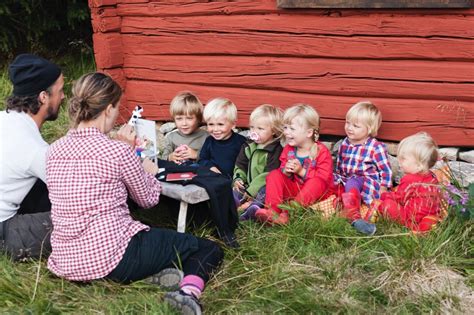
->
[45,103,60,121]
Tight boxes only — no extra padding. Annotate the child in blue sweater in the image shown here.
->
[198,98,246,177]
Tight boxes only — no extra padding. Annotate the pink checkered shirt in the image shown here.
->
[46,127,161,281]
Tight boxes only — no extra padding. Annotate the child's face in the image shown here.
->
[206,116,235,141]
[249,116,274,146]
[174,114,199,135]
[283,117,313,148]
[345,119,370,145]
[398,153,423,175]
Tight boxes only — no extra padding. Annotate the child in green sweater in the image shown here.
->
[233,104,284,220]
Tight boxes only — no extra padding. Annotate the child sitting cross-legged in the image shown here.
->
[233,104,284,221]
[161,91,208,165]
[255,104,336,225]
[369,132,442,233]
[334,101,392,235]
[198,98,246,177]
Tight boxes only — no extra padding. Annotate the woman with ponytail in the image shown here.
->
[255,104,335,225]
[46,73,223,315]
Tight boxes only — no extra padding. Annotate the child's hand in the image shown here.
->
[179,147,198,161]
[233,179,246,192]
[210,166,221,174]
[284,159,302,175]
[142,158,158,175]
[380,186,388,194]
[168,152,182,164]
[116,124,136,147]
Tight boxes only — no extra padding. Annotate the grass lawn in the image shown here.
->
[1,54,473,314]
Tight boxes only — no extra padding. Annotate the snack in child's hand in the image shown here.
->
[175,144,189,153]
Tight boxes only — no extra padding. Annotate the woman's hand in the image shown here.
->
[142,158,159,175]
[116,124,136,147]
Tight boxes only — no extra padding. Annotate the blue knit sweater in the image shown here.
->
[198,132,246,177]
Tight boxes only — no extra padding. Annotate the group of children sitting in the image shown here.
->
[160,92,443,236]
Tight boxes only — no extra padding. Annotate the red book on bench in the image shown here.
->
[166,172,197,182]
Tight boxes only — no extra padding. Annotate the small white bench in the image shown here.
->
[160,181,210,233]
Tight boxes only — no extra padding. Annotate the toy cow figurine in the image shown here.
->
[128,105,143,126]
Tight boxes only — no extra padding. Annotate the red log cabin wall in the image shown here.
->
[89,0,474,147]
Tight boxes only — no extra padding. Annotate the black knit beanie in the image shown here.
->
[8,54,62,96]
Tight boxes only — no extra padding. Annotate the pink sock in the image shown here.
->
[180,275,205,299]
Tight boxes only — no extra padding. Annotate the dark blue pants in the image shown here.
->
[106,228,223,284]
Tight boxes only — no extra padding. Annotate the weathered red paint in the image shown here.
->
[89,0,474,146]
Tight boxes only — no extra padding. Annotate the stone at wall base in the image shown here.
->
[159,122,176,134]
[447,161,474,187]
[439,147,459,161]
[385,142,399,156]
[459,150,474,164]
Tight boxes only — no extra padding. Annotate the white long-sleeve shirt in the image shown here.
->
[0,110,48,221]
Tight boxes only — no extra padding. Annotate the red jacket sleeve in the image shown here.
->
[308,144,334,196]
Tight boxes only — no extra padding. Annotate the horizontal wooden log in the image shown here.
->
[90,7,121,33]
[121,34,474,61]
[122,80,473,146]
[117,0,149,4]
[102,68,127,89]
[116,1,474,17]
[122,55,474,101]
[89,0,118,8]
[92,33,124,68]
[277,0,473,9]
[121,14,474,38]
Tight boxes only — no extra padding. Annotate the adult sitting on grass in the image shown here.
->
[46,72,223,315]
[0,54,64,261]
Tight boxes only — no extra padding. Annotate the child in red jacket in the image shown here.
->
[255,104,335,225]
[371,132,442,232]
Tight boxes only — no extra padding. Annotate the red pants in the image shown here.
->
[376,199,439,232]
[265,170,332,213]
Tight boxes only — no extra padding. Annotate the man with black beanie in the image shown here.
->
[0,54,64,261]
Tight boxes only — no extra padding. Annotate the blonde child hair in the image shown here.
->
[250,104,284,139]
[398,132,438,173]
[170,91,203,123]
[346,101,382,137]
[203,97,237,123]
[283,103,320,159]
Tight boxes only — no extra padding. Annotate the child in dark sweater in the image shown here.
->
[198,97,246,177]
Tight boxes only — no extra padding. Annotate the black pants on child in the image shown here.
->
[106,228,223,284]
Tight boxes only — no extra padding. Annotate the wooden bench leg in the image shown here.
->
[177,201,188,233]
